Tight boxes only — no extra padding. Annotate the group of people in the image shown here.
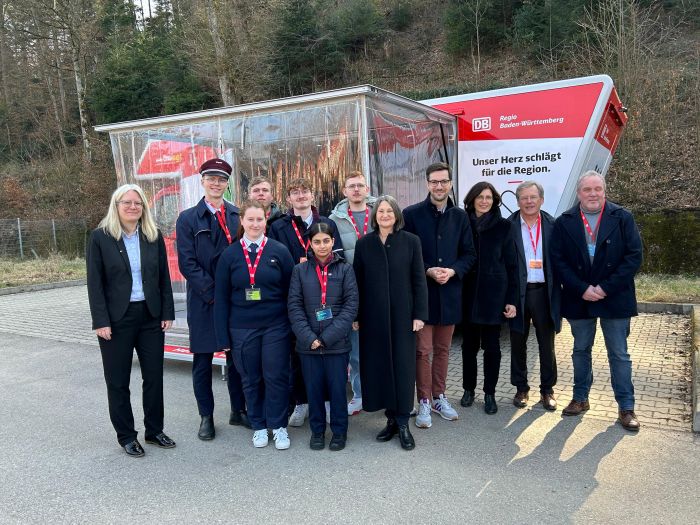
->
[86,158,643,458]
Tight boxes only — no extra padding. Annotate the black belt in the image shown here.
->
[526,282,545,290]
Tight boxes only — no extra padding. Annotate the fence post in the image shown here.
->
[51,219,57,251]
[17,218,24,259]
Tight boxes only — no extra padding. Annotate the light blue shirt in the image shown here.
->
[123,228,145,302]
[242,234,266,252]
[520,215,545,283]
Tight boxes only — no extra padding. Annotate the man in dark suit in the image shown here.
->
[551,171,643,431]
[403,162,476,429]
[176,158,249,441]
[508,181,561,411]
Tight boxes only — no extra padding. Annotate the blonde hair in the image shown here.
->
[98,184,159,242]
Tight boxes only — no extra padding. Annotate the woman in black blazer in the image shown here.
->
[86,184,175,458]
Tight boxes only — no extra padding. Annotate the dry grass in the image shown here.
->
[0,255,86,288]
[635,274,700,304]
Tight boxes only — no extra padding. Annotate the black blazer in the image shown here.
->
[86,228,175,330]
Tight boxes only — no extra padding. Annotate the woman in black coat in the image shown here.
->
[86,184,175,458]
[288,223,359,451]
[353,195,428,450]
[460,182,517,415]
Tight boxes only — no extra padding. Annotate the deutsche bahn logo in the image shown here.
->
[472,117,491,132]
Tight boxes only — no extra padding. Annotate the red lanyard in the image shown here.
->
[208,201,233,245]
[291,219,310,252]
[240,237,266,286]
[348,208,369,238]
[580,201,605,243]
[315,264,329,306]
[527,214,541,255]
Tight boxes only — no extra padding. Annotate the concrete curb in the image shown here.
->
[692,306,700,433]
[637,302,696,314]
[0,279,86,296]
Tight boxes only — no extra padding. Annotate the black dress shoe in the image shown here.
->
[309,433,325,450]
[484,394,498,415]
[123,440,145,457]
[198,415,215,440]
[145,432,176,448]
[229,410,252,429]
[329,433,346,451]
[398,425,415,450]
[460,390,475,407]
[376,419,398,442]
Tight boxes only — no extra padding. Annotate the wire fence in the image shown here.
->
[0,219,88,259]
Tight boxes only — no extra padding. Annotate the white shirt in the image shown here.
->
[520,215,545,283]
[242,234,266,252]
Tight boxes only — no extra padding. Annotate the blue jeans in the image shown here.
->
[349,329,361,398]
[569,318,635,411]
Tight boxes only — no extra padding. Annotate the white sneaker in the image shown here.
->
[415,398,432,428]
[347,397,363,416]
[432,394,459,421]
[252,429,268,448]
[288,403,308,427]
[325,401,331,424]
[273,427,290,450]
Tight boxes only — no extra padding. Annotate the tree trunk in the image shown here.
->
[70,42,91,161]
[205,0,233,106]
[52,29,68,122]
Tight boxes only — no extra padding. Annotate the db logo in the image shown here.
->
[472,117,491,132]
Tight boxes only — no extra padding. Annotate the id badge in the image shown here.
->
[245,287,262,301]
[587,243,596,258]
[529,259,543,269]
[315,306,333,321]
[299,257,308,263]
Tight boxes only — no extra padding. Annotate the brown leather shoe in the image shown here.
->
[513,391,529,408]
[618,410,640,431]
[540,393,557,411]
[561,399,590,416]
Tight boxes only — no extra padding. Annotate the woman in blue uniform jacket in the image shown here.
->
[86,184,175,458]
[214,200,295,450]
[288,223,359,451]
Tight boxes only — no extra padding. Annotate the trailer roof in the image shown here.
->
[94,85,455,133]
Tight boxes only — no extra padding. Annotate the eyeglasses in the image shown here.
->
[290,188,311,196]
[203,176,228,185]
[118,200,143,208]
[345,183,366,190]
[428,179,451,187]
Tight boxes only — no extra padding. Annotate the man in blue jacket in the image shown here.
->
[176,158,250,440]
[551,171,643,431]
[403,162,476,429]
[508,181,561,411]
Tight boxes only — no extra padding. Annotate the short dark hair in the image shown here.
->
[247,176,273,194]
[463,182,501,212]
[370,195,404,232]
[426,162,451,181]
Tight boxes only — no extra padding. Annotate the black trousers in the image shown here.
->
[98,302,164,446]
[192,351,246,416]
[462,322,502,395]
[289,341,308,406]
[509,285,557,395]
[300,353,349,436]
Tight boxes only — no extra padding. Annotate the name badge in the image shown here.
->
[529,259,543,269]
[245,287,261,301]
[299,257,307,263]
[315,306,333,321]
[587,243,596,258]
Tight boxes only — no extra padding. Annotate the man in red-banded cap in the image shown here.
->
[176,158,250,440]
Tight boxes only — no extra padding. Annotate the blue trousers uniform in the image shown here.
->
[230,324,291,430]
[192,351,246,416]
[300,352,350,436]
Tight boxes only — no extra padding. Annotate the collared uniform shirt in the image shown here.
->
[122,228,145,301]
[520,215,545,283]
